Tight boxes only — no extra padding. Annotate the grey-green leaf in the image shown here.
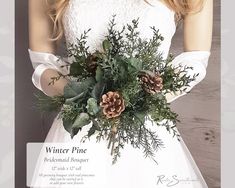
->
[64,81,81,99]
[69,57,86,77]
[129,58,142,71]
[64,77,95,99]
[91,82,106,100]
[134,112,146,124]
[102,39,111,51]
[87,119,100,137]
[95,66,103,82]
[71,113,90,138]
[86,98,100,116]
[62,118,74,133]
[64,92,86,104]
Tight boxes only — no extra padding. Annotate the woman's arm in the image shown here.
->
[166,0,213,103]
[28,0,68,96]
[183,0,213,51]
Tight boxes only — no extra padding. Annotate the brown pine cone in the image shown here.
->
[100,91,125,119]
[86,54,98,74]
[138,71,163,94]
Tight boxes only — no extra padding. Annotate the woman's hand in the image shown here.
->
[40,69,68,96]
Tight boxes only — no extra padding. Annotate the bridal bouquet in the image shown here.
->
[37,17,197,163]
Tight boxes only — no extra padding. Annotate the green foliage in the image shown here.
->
[64,78,95,99]
[87,119,100,137]
[35,92,65,112]
[60,104,78,119]
[121,78,143,108]
[91,82,106,101]
[86,98,100,116]
[95,66,104,82]
[67,29,92,79]
[71,113,90,138]
[62,112,91,139]
[69,56,87,77]
[36,16,197,164]
[159,56,198,94]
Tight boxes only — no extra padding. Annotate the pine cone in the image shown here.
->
[100,91,125,119]
[86,54,98,74]
[139,71,163,94]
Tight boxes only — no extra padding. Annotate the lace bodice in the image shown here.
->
[63,0,176,59]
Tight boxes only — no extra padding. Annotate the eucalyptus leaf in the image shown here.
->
[91,82,106,100]
[129,58,143,71]
[71,113,90,138]
[62,118,74,133]
[65,92,86,104]
[102,39,111,51]
[80,77,96,89]
[119,63,127,79]
[64,78,95,99]
[88,119,100,137]
[95,66,103,82]
[70,60,85,77]
[64,81,82,99]
[86,98,100,116]
[134,112,146,124]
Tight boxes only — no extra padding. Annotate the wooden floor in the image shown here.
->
[170,1,221,187]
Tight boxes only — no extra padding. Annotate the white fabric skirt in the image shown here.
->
[31,115,208,188]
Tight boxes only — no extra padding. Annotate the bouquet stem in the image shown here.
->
[107,119,119,155]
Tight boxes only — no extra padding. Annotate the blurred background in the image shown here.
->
[15,0,220,187]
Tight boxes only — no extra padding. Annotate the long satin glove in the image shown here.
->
[165,51,211,103]
[28,49,70,94]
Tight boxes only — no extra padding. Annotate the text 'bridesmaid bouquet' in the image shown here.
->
[37,17,198,163]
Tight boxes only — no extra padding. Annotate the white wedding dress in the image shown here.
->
[29,0,209,187]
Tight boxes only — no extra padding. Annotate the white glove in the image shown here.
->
[28,49,70,93]
[166,51,211,103]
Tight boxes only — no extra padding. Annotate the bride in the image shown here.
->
[28,0,213,187]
